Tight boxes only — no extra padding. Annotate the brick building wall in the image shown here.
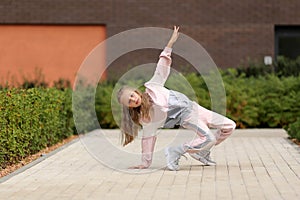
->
[1,0,300,80]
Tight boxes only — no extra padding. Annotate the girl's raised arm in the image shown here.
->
[167,26,179,48]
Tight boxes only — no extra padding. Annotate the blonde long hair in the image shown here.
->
[117,87,153,146]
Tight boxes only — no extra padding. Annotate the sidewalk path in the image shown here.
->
[0,129,299,200]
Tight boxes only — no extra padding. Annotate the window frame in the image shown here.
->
[275,25,300,60]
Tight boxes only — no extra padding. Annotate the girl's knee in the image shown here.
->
[208,134,217,145]
[224,119,236,132]
[231,120,236,130]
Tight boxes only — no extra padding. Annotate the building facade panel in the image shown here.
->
[0,25,105,85]
[0,0,299,80]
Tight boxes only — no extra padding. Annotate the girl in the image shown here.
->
[117,26,236,171]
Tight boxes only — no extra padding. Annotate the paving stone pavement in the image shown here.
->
[0,129,299,200]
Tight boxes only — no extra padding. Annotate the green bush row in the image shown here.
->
[0,88,74,169]
[222,71,300,129]
[287,117,300,141]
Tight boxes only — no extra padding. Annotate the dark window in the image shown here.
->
[275,26,300,59]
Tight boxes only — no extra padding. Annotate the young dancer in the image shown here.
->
[117,26,236,170]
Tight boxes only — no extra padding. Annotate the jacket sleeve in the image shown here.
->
[145,47,172,86]
[141,136,157,167]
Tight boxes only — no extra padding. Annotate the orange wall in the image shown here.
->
[0,25,106,86]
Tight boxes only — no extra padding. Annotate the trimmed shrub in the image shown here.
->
[276,56,300,77]
[72,85,100,133]
[0,88,74,169]
[287,118,300,141]
[96,82,118,129]
[222,72,261,128]
[222,71,300,129]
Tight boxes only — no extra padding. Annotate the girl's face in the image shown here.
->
[120,89,142,108]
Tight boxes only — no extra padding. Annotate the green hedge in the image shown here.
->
[0,88,74,169]
[287,118,300,141]
[222,71,300,129]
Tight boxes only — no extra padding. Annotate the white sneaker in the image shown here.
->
[164,146,185,171]
[189,151,216,166]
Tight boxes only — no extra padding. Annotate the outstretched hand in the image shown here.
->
[167,26,180,48]
[128,165,148,169]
